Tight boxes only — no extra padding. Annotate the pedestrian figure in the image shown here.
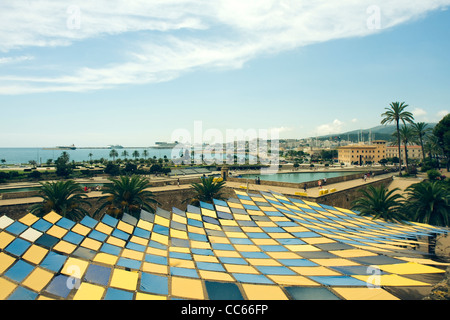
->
[177,178,180,187]
[364,174,367,182]
[323,178,327,185]
[303,183,307,193]
[318,180,322,189]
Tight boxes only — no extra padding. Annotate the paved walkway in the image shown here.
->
[225,172,402,198]
[0,170,437,208]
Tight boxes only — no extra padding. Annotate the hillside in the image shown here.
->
[317,123,436,143]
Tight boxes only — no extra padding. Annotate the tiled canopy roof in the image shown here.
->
[0,190,448,300]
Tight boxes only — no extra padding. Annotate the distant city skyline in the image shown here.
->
[0,1,449,148]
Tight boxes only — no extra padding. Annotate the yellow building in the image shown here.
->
[338,140,387,165]
[386,145,423,162]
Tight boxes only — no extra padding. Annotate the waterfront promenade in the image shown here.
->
[0,169,432,209]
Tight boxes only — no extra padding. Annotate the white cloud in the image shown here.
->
[0,55,34,65]
[437,110,449,120]
[412,108,427,117]
[316,119,344,136]
[0,0,449,94]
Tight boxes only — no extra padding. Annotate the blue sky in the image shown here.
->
[0,1,449,147]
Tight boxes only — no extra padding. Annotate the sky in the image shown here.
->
[0,1,449,148]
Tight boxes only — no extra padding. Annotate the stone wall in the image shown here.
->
[0,185,237,221]
[302,176,394,209]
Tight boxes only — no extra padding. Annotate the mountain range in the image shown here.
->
[316,123,437,143]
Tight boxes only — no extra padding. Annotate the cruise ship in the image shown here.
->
[43,144,76,150]
[149,142,178,149]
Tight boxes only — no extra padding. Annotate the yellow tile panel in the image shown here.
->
[378,262,446,275]
[290,266,342,276]
[19,213,39,226]
[0,252,16,274]
[203,222,221,231]
[186,212,202,221]
[146,247,167,256]
[22,245,48,264]
[172,214,187,225]
[302,237,336,245]
[22,267,54,292]
[0,278,17,300]
[310,258,360,267]
[93,253,118,266]
[46,225,68,238]
[224,264,259,274]
[190,241,211,249]
[80,238,102,251]
[142,262,168,274]
[332,287,400,300]
[268,275,320,286]
[225,231,247,239]
[122,249,144,261]
[247,259,282,266]
[110,268,139,291]
[71,224,91,236]
[117,221,134,234]
[43,211,61,224]
[201,208,217,218]
[198,270,235,282]
[193,255,219,263]
[53,240,77,254]
[353,274,431,287]
[214,250,241,258]
[220,220,238,226]
[0,231,15,249]
[136,292,167,300]
[208,236,230,244]
[73,283,105,300]
[95,222,113,235]
[171,229,188,240]
[329,249,378,258]
[151,233,169,246]
[170,258,195,269]
[234,245,260,252]
[137,219,153,231]
[154,215,170,227]
[242,284,288,300]
[106,236,126,248]
[61,257,89,279]
[285,245,320,252]
[129,236,149,247]
[171,276,205,299]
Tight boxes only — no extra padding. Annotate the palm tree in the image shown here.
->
[132,150,140,161]
[88,152,93,163]
[392,125,414,174]
[143,150,148,160]
[184,176,227,206]
[109,149,118,163]
[351,184,405,223]
[424,134,442,168]
[402,181,449,227]
[411,122,431,162]
[381,101,414,176]
[29,180,91,221]
[121,150,129,160]
[95,175,159,219]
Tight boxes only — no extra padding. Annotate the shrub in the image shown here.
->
[427,169,442,181]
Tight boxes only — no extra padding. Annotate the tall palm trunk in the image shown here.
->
[403,142,409,174]
[396,120,402,176]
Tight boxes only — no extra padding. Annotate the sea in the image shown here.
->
[0,148,174,165]
[0,147,257,165]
